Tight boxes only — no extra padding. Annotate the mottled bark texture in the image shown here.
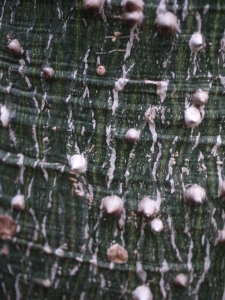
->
[0,0,225,299]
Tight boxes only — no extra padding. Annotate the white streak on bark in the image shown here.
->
[66,95,71,103]
[83,48,90,75]
[15,273,21,300]
[26,26,33,35]
[46,34,53,50]
[4,82,13,93]
[100,273,106,288]
[29,208,39,241]
[25,241,33,257]
[82,86,89,99]
[219,75,225,88]
[145,106,158,153]
[48,190,52,208]
[201,235,205,246]
[182,167,189,175]
[88,238,93,255]
[18,59,25,76]
[157,0,166,15]
[1,281,6,295]
[211,135,221,156]
[182,0,188,21]
[203,5,209,14]
[70,265,79,276]
[124,28,134,61]
[137,220,145,248]
[9,125,17,147]
[173,0,178,13]
[26,51,30,63]
[73,69,78,79]
[112,89,119,114]
[33,97,40,114]
[152,143,162,180]
[159,259,169,299]
[79,292,85,300]
[192,132,200,150]
[54,279,60,289]
[27,176,34,199]
[2,152,10,162]
[42,215,47,238]
[107,148,116,189]
[114,77,129,92]
[187,234,194,286]
[167,215,182,262]
[40,92,47,111]
[109,261,114,269]
[192,241,210,294]
[105,125,116,188]
[136,261,147,282]
[74,142,80,154]
[185,94,190,109]
[196,12,202,33]
[40,163,48,181]
[84,223,89,239]
[57,4,62,19]
[55,243,67,257]
[144,80,169,102]
[112,64,134,113]
[198,151,204,161]
[32,125,39,159]
[17,153,25,184]
[166,157,176,180]
[170,179,175,194]
[222,285,225,300]
[89,252,98,275]
[211,208,217,230]
[217,164,223,197]
[0,0,6,29]
[155,188,162,212]
[192,53,198,75]
[160,106,165,124]
[91,110,96,130]
[157,81,169,102]
[68,109,74,132]
[7,264,14,275]
[172,136,178,145]
[51,261,58,282]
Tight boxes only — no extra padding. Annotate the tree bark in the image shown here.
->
[0,0,224,299]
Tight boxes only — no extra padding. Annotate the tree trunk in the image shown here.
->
[0,0,224,299]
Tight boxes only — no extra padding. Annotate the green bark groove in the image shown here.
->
[0,0,225,299]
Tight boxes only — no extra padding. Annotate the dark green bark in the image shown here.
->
[0,0,225,299]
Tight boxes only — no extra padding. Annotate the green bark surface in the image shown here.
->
[0,0,225,299]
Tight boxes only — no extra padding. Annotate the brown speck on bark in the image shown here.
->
[101,195,124,216]
[1,244,9,255]
[83,0,104,16]
[0,215,17,240]
[184,184,206,205]
[219,180,225,198]
[42,67,54,79]
[121,0,144,27]
[7,39,21,56]
[137,197,156,218]
[107,243,128,264]
[97,65,106,76]
[215,229,225,246]
[154,11,178,35]
[174,273,188,287]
